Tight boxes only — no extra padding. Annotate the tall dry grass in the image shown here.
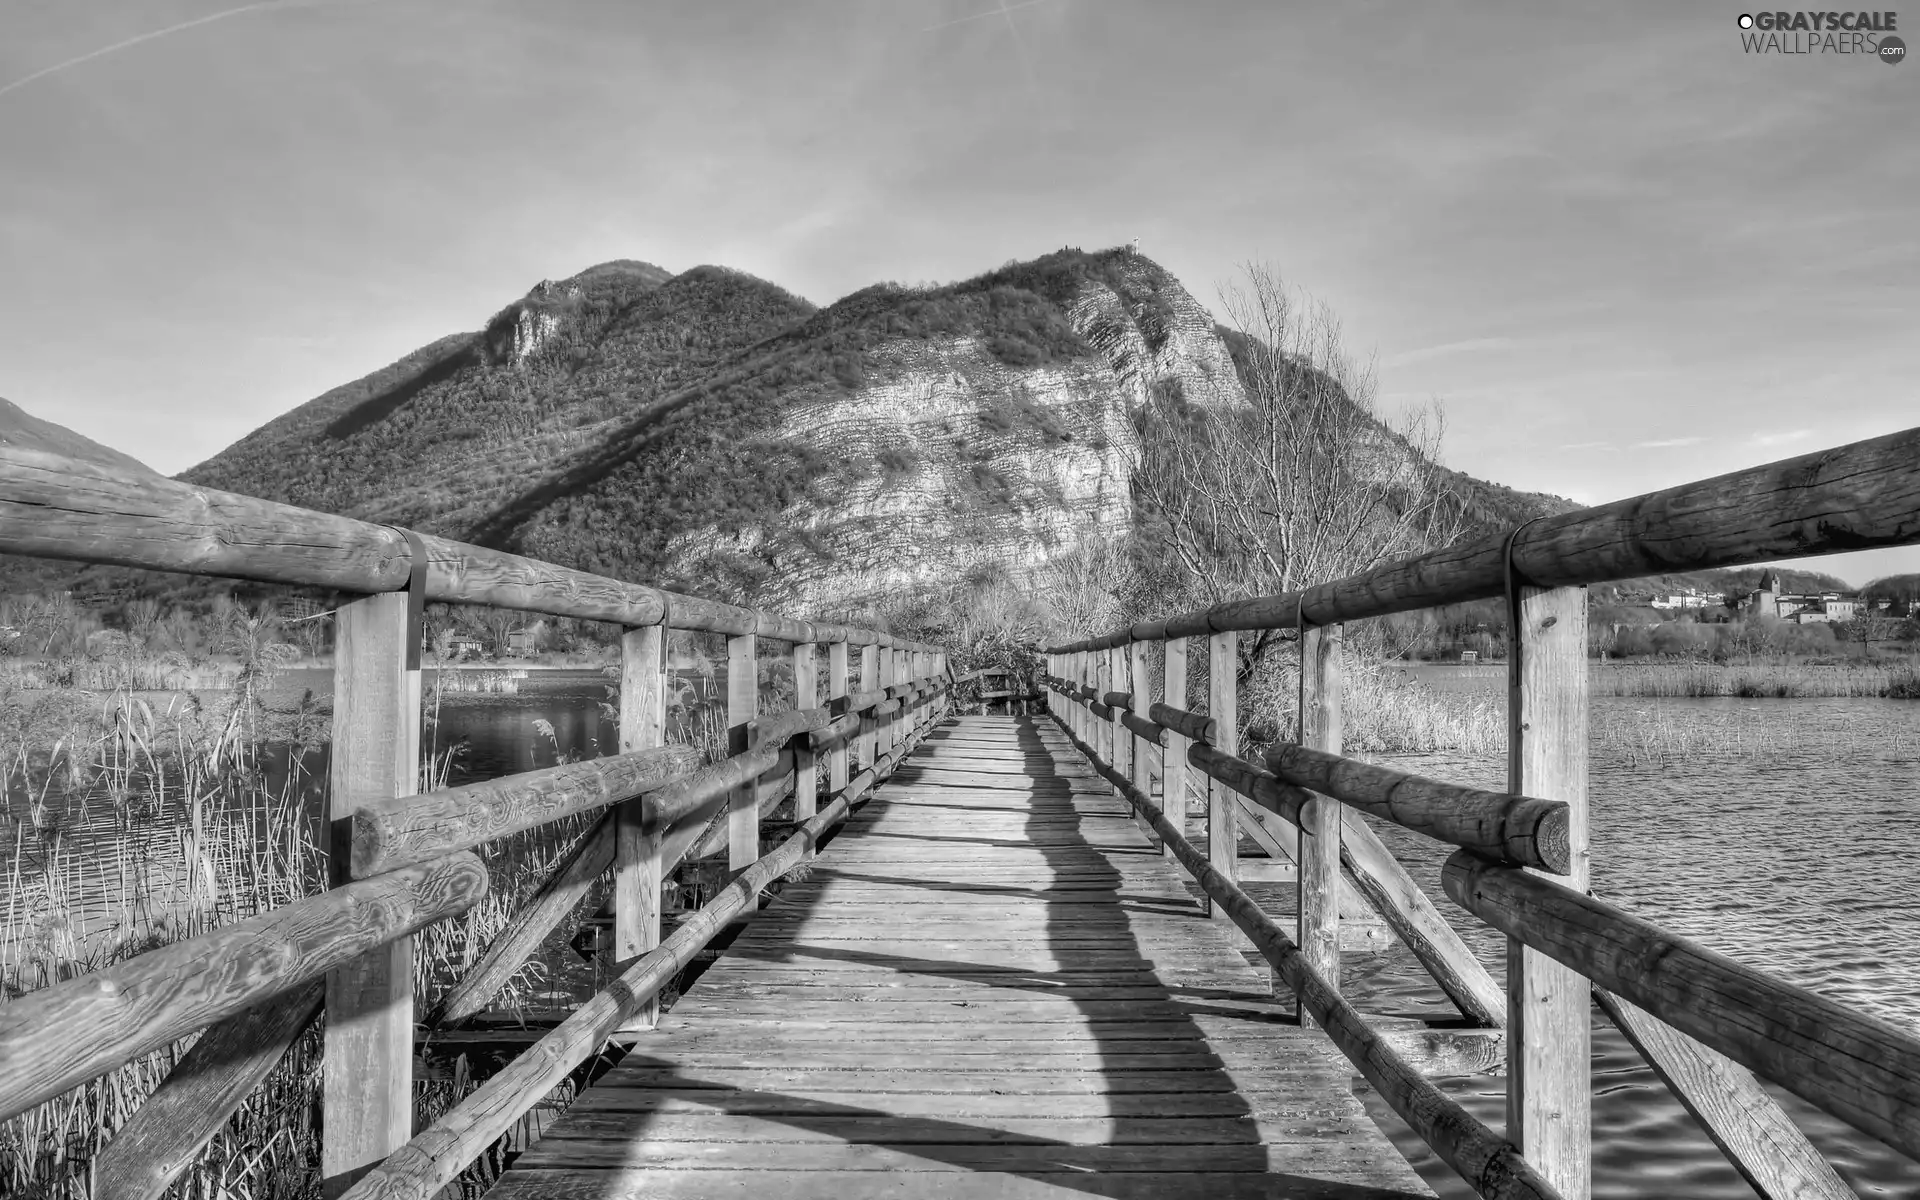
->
[1236,647,1504,759]
[0,645,679,1199]
[1594,660,1920,699]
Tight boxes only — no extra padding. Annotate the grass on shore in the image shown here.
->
[1593,659,1920,699]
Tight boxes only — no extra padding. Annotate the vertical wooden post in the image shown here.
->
[615,625,666,1030]
[1130,640,1166,857]
[1164,638,1190,869]
[1106,645,1127,776]
[879,644,896,760]
[727,633,759,874]
[859,644,879,771]
[1508,585,1592,1200]
[1299,622,1344,1016]
[828,641,850,797]
[1207,631,1238,925]
[793,641,817,820]
[323,593,419,1197]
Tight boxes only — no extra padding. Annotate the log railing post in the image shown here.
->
[793,641,817,820]
[879,645,897,759]
[1299,621,1343,1018]
[828,641,850,798]
[1107,644,1130,796]
[1507,584,1592,1199]
[323,592,420,1197]
[615,625,666,1031]
[727,633,759,874]
[1131,640,1166,857]
[1207,632,1238,926]
[859,644,879,771]
[1164,637,1190,873]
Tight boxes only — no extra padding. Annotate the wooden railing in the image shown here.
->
[1041,425,1920,1200]
[0,447,951,1199]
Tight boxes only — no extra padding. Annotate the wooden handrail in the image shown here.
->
[333,698,946,1200]
[1043,425,1920,652]
[1266,745,1571,874]
[0,447,940,650]
[0,851,487,1123]
[1443,851,1920,1160]
[1052,715,1564,1200]
[351,744,701,877]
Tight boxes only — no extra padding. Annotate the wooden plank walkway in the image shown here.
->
[492,715,1432,1199]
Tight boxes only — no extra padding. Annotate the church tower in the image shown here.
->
[1749,571,1778,618]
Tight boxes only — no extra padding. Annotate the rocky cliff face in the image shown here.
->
[648,255,1245,611]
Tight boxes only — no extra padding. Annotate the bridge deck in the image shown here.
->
[492,715,1432,1199]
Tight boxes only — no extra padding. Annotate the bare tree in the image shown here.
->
[1132,264,1466,669]
[1036,534,1128,642]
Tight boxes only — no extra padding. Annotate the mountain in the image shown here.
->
[11,248,1580,616]
[0,397,156,476]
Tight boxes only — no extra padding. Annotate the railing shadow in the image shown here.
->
[496,714,1424,1197]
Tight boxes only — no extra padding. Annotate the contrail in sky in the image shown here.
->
[0,0,363,102]
[920,0,1051,34]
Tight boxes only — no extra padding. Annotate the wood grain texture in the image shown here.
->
[615,626,667,1032]
[1444,852,1920,1162]
[350,743,701,877]
[431,815,615,1029]
[1298,624,1343,1011]
[0,851,485,1123]
[488,715,1433,1200]
[324,593,422,1198]
[1207,632,1238,925]
[91,980,324,1200]
[728,634,759,874]
[1051,717,1562,1200]
[338,795,866,1200]
[1146,699,1217,746]
[828,642,850,798]
[794,644,819,820]
[1504,585,1591,1200]
[1046,426,1920,652]
[1593,989,1854,1200]
[1264,745,1571,874]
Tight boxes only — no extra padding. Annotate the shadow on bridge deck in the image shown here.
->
[489,715,1431,1199]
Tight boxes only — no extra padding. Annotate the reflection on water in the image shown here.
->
[1330,691,1920,1199]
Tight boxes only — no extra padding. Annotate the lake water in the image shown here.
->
[1336,666,1920,1199]
[6,666,1916,1196]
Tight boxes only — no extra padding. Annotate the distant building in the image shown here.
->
[1744,572,1862,623]
[1649,591,1720,610]
[446,634,483,659]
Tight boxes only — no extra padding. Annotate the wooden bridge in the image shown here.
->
[1,426,1917,1200]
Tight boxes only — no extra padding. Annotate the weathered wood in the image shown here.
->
[614,626,666,1033]
[1162,640,1189,833]
[337,795,859,1200]
[350,743,701,878]
[641,747,780,835]
[1593,989,1854,1200]
[859,645,878,774]
[0,851,486,1123]
[728,634,759,874]
[1339,810,1506,1028]
[1506,584,1591,1200]
[431,815,615,1029]
[1054,717,1564,1200]
[1147,700,1217,746]
[1298,622,1343,1012]
[1046,426,1920,651]
[91,979,325,1200]
[744,705,831,753]
[687,751,796,864]
[1206,632,1237,925]
[1264,744,1572,874]
[1189,743,1308,823]
[794,644,819,821]
[828,641,850,799]
[1101,689,1135,711]
[324,592,421,1198]
[1118,708,1167,746]
[1444,851,1920,1162]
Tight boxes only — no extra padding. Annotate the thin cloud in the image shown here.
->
[1750,429,1813,447]
[1557,440,1614,451]
[1633,437,1706,449]
[0,0,370,102]
[1381,337,1514,369]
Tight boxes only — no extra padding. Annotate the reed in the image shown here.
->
[1240,649,1505,758]
[0,645,691,1198]
[1593,660,1920,699]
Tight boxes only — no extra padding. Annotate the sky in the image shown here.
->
[2,0,1915,586]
